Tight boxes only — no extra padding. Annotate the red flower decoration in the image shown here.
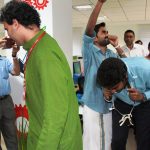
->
[15,104,29,140]
[15,104,29,120]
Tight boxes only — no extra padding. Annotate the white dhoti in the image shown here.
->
[83,105,112,150]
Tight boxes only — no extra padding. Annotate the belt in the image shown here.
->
[0,95,9,100]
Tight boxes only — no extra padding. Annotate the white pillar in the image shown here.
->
[40,0,72,68]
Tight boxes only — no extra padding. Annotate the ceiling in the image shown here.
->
[0,0,150,29]
[72,0,150,27]
[0,0,3,7]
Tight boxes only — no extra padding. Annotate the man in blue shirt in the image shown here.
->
[0,38,20,150]
[97,57,150,150]
[81,0,121,150]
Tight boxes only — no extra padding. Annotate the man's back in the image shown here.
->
[122,57,150,72]
[24,30,82,150]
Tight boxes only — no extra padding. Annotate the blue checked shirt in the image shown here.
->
[81,33,119,113]
[0,56,13,96]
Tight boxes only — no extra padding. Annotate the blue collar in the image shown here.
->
[93,45,110,54]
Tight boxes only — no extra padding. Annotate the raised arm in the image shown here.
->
[86,0,106,36]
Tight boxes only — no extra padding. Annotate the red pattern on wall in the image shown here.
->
[15,104,29,120]
[22,0,49,10]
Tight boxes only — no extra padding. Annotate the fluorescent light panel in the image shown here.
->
[74,5,92,10]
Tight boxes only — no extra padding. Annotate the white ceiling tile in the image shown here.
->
[123,7,145,12]
[77,9,92,16]
[128,16,145,23]
[108,15,127,22]
[72,0,91,6]
[90,0,120,8]
[102,7,126,20]
[72,9,85,18]
[102,7,123,14]
[147,0,150,7]
[0,0,4,8]
[103,1,120,9]
[27,0,150,27]
[119,0,146,7]
[91,0,118,4]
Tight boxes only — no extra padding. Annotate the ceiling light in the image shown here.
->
[73,5,92,10]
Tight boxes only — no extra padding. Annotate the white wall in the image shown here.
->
[52,0,72,67]
[138,24,150,49]
[73,28,84,56]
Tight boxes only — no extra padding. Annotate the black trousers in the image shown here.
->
[112,99,150,150]
[0,95,18,150]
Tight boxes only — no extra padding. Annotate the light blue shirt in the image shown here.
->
[0,56,13,96]
[113,57,150,106]
[81,33,118,113]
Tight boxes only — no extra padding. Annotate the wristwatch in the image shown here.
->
[12,53,17,57]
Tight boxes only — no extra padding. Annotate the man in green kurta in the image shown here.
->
[0,1,82,150]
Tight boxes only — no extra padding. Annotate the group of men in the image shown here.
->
[0,0,150,150]
[0,1,82,150]
[81,0,150,150]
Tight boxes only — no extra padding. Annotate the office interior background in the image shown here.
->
[0,0,150,150]
[73,0,150,57]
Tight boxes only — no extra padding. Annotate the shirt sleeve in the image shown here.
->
[82,32,96,60]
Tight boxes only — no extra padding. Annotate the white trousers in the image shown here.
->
[83,105,112,150]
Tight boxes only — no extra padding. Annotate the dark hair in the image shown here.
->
[97,58,127,88]
[0,0,41,28]
[94,22,106,35]
[124,30,135,37]
[135,40,143,45]
[148,42,150,50]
